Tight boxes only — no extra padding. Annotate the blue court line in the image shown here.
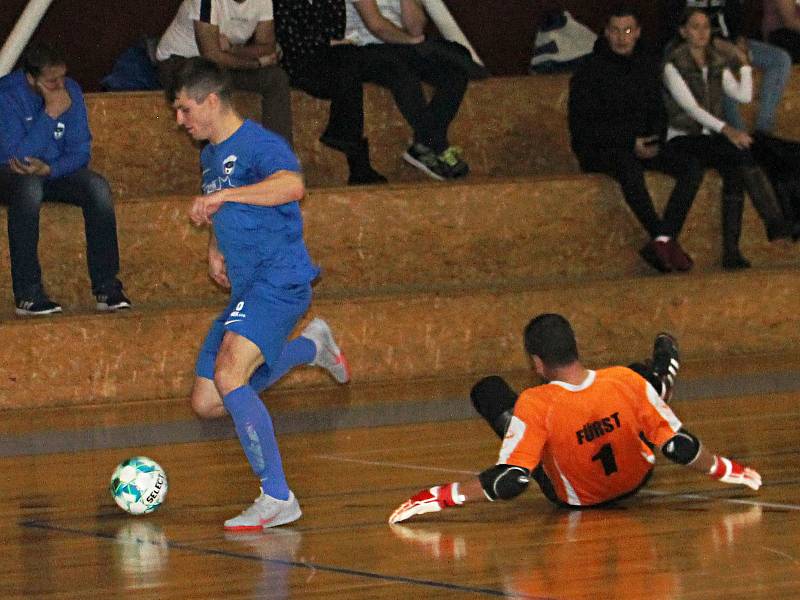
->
[19,519,555,600]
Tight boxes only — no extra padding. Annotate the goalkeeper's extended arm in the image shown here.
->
[661,428,762,491]
[388,465,532,524]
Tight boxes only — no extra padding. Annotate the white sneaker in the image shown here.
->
[301,317,351,384]
[224,491,302,531]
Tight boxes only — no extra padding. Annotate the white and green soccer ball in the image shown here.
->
[110,456,168,515]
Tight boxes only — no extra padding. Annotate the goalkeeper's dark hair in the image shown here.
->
[21,43,66,77]
[523,313,579,367]
[167,56,233,105]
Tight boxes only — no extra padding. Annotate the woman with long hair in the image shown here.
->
[662,8,791,269]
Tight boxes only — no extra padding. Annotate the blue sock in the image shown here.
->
[249,336,316,393]
[223,385,289,500]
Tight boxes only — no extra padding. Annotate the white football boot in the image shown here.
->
[224,491,302,531]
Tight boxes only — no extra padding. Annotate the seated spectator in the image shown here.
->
[568,6,703,273]
[662,8,792,269]
[273,0,386,185]
[663,0,791,135]
[156,0,293,144]
[344,0,471,181]
[762,0,800,63]
[0,44,131,316]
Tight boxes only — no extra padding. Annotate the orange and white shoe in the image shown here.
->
[302,317,351,384]
[224,490,302,531]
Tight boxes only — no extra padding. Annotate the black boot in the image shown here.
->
[721,192,751,270]
[345,139,387,185]
[741,166,793,241]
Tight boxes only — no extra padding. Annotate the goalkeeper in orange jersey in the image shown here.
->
[389,313,761,524]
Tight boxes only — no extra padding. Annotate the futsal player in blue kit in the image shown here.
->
[169,57,350,530]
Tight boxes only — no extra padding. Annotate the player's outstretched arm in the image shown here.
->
[389,478,487,524]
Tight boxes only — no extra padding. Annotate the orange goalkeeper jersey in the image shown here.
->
[498,366,681,506]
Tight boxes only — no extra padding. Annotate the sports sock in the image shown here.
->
[223,385,290,500]
[249,336,316,393]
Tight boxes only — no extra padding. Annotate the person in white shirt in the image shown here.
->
[157,0,293,144]
[662,7,791,270]
[344,0,473,180]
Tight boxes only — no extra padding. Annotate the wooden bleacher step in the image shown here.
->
[2,268,800,411]
[0,175,797,315]
[87,77,578,199]
[86,71,800,197]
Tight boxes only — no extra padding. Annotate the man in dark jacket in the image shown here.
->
[568,6,703,272]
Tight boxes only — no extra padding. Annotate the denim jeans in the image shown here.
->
[723,39,791,133]
[0,167,121,301]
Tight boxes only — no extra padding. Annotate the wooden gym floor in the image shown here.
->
[2,370,800,599]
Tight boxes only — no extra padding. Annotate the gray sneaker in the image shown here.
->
[301,317,351,384]
[224,491,302,531]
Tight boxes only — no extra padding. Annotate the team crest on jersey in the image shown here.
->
[54,122,65,140]
[222,154,238,175]
[202,154,240,195]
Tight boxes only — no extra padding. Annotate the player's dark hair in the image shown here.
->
[523,313,579,367]
[168,56,233,105]
[608,3,641,24]
[21,43,66,77]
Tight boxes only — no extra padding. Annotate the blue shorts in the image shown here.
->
[195,280,312,380]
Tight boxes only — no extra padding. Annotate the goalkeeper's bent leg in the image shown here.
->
[470,375,518,439]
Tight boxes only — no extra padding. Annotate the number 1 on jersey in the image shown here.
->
[591,443,618,476]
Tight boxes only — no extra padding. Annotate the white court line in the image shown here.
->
[761,547,800,563]
[317,454,800,512]
[639,489,800,511]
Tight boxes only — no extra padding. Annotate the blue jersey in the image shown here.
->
[200,119,319,289]
[0,70,92,179]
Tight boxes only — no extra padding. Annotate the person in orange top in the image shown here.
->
[389,313,762,523]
